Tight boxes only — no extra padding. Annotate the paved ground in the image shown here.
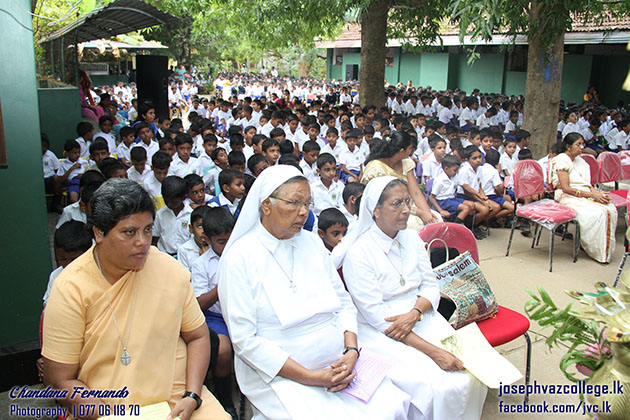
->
[2,207,626,420]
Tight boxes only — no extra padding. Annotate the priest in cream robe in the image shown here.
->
[333,176,488,420]
[217,165,411,420]
[42,179,229,420]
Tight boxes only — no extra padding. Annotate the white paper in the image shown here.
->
[341,349,394,402]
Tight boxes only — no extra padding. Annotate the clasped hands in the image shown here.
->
[309,351,358,392]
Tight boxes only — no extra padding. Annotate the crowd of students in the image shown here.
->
[42,72,627,418]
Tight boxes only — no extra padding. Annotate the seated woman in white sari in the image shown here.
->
[217,165,410,420]
[333,176,487,420]
[550,132,617,263]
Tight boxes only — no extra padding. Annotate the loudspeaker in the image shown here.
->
[345,64,359,81]
[136,55,169,119]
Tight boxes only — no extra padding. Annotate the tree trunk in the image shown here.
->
[359,0,388,108]
[523,0,565,159]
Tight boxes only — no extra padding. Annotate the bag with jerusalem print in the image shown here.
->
[427,238,498,329]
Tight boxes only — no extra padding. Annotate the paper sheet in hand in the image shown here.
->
[437,323,523,388]
[340,349,394,402]
[99,401,178,420]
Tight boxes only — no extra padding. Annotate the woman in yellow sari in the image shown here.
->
[43,179,229,420]
[362,131,440,229]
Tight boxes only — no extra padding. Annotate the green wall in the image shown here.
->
[399,53,422,86]
[38,88,82,156]
[590,55,630,108]
[90,74,128,86]
[419,53,449,90]
[342,52,361,82]
[561,55,593,105]
[504,71,527,97]
[0,0,53,348]
[452,53,505,94]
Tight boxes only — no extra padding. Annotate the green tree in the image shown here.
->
[450,0,630,157]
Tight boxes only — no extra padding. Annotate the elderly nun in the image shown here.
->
[333,176,488,420]
[217,165,410,420]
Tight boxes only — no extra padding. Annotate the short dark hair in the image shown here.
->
[54,221,92,253]
[278,140,295,155]
[462,145,481,160]
[269,127,286,139]
[516,129,531,142]
[203,134,218,145]
[230,133,245,147]
[485,148,500,166]
[278,154,300,166]
[130,146,147,163]
[518,148,533,160]
[134,122,150,137]
[80,170,106,188]
[228,151,246,167]
[80,181,103,205]
[346,129,362,140]
[302,140,321,153]
[64,138,80,152]
[428,134,446,149]
[318,208,349,232]
[441,154,461,169]
[252,134,266,147]
[175,132,193,147]
[161,176,187,199]
[76,122,93,137]
[120,126,134,138]
[247,153,267,174]
[219,168,245,193]
[211,147,227,161]
[202,207,235,238]
[90,138,109,154]
[88,179,155,235]
[342,182,365,205]
[99,158,126,178]
[152,151,172,169]
[326,127,339,136]
[184,173,204,190]
[190,205,210,224]
[316,152,336,169]
[98,115,113,126]
[262,138,279,153]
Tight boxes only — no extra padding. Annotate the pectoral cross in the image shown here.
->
[400,276,406,286]
[121,349,131,366]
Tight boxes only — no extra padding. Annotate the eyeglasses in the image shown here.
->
[388,198,413,209]
[269,196,314,211]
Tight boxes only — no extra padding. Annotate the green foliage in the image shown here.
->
[525,286,611,382]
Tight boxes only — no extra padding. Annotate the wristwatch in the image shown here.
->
[343,346,361,358]
[182,391,202,410]
[412,307,424,321]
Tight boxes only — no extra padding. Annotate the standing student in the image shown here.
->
[116,126,136,168]
[96,115,116,154]
[152,176,193,256]
[178,206,211,272]
[190,208,236,417]
[143,151,172,210]
[75,122,94,159]
[311,153,344,216]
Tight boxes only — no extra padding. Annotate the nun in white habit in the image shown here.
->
[333,176,487,420]
[217,165,410,420]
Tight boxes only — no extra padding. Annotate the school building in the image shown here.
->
[316,18,630,107]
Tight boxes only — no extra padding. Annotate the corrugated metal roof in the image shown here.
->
[39,0,178,45]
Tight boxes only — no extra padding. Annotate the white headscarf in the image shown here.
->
[222,164,305,256]
[332,176,398,268]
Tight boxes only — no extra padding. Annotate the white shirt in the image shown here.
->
[55,201,86,229]
[431,172,457,201]
[421,153,442,181]
[391,100,403,115]
[478,163,502,196]
[95,131,116,155]
[320,143,346,163]
[456,161,479,195]
[499,153,515,176]
[143,173,163,200]
[260,122,277,138]
[75,136,90,159]
[476,113,491,129]
[606,127,620,147]
[538,155,550,184]
[612,131,630,150]
[310,179,343,216]
[190,247,222,313]
[339,204,357,226]
[56,157,89,180]
[208,192,241,215]
[177,237,202,272]
[504,120,518,134]
[299,159,317,184]
[169,155,199,177]
[438,107,453,124]
[340,147,364,172]
[459,108,474,127]
[153,203,193,254]
[137,140,160,162]
[127,166,153,185]
[43,150,60,178]
[203,167,221,195]
[43,266,64,305]
[562,122,581,138]
[116,142,133,165]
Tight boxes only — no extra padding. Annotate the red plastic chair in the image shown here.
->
[419,222,531,403]
[597,152,628,209]
[580,153,600,186]
[617,150,630,180]
[506,161,580,272]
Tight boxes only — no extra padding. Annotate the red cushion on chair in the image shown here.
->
[515,200,577,224]
[609,192,627,209]
[477,306,530,347]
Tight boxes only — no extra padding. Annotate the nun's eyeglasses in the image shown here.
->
[388,198,413,209]
[269,196,314,211]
